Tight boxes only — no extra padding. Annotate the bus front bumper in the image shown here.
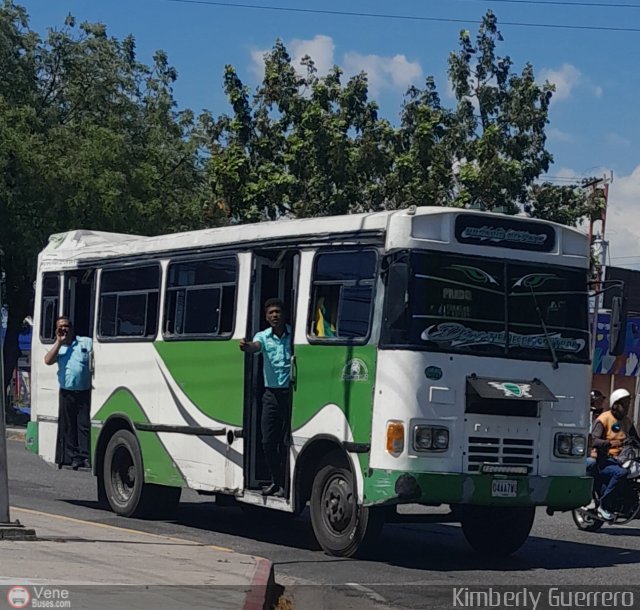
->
[364,470,592,509]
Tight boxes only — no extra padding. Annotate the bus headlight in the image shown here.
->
[554,433,586,457]
[413,426,449,452]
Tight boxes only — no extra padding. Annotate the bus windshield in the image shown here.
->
[382,250,590,364]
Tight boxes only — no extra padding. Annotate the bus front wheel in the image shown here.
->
[310,460,383,558]
[460,506,535,557]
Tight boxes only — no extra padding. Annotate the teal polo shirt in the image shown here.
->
[57,336,92,391]
[253,325,292,389]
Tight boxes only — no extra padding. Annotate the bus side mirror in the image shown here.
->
[609,296,627,356]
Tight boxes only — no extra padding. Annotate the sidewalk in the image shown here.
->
[0,506,275,609]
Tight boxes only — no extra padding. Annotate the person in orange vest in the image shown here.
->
[591,388,638,521]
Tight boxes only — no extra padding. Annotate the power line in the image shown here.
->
[165,0,640,32]
[540,176,582,181]
[472,0,640,8]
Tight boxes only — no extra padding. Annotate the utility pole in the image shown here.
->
[0,262,9,524]
[587,173,614,382]
[0,251,36,539]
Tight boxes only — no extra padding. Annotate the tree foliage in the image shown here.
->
[200,41,395,221]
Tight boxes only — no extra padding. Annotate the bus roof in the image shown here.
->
[39,206,589,268]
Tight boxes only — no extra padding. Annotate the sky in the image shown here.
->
[15,0,640,268]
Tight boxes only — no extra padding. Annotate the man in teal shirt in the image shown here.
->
[45,316,92,470]
[240,298,291,497]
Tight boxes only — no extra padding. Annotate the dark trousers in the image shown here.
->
[55,389,91,466]
[261,388,290,487]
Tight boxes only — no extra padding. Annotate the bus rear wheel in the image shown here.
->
[460,506,535,557]
[103,429,181,518]
[310,459,383,558]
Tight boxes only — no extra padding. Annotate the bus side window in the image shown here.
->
[98,266,160,340]
[308,250,376,342]
[163,256,237,339]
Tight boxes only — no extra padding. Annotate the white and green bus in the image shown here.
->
[27,207,593,557]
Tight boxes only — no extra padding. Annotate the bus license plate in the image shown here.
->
[491,479,517,498]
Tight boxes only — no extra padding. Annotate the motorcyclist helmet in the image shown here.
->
[610,388,631,408]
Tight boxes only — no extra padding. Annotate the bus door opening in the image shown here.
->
[244,250,298,493]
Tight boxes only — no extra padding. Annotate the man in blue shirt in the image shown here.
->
[44,316,92,470]
[240,298,292,497]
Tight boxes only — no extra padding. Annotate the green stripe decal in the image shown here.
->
[292,345,376,445]
[93,388,185,487]
[154,341,244,427]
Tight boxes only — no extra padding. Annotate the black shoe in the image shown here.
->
[71,458,90,471]
[262,483,283,497]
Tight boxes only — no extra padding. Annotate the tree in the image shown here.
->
[0,1,210,389]
[200,40,395,222]
[384,77,456,209]
[389,11,569,214]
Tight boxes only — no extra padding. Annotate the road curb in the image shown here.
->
[5,427,26,442]
[12,498,276,609]
[243,556,276,610]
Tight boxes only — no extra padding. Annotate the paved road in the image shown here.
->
[6,439,640,609]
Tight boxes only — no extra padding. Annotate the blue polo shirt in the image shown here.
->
[57,336,92,391]
[253,325,292,389]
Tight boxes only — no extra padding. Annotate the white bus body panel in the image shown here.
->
[370,350,590,477]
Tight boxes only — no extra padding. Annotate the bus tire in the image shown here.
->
[461,506,535,557]
[310,460,383,558]
[103,429,152,518]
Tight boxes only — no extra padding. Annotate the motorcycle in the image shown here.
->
[572,442,640,532]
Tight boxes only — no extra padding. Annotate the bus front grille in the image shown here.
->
[466,436,535,474]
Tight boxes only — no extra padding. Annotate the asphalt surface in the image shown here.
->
[6,438,640,609]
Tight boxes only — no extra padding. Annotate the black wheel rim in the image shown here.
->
[111,445,136,506]
[321,471,355,536]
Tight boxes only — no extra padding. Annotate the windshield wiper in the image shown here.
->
[529,286,559,370]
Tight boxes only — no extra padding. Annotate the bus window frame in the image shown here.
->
[306,247,378,346]
[379,250,590,364]
[39,272,61,344]
[96,262,162,343]
[162,254,239,341]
